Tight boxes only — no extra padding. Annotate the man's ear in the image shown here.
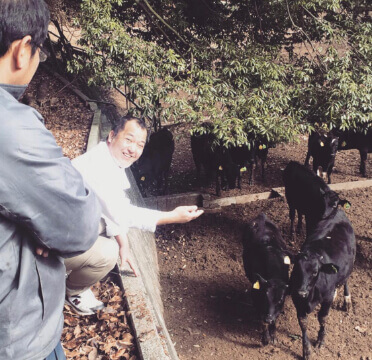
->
[13,35,32,70]
[107,130,115,143]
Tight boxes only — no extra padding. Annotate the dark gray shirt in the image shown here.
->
[0,84,101,359]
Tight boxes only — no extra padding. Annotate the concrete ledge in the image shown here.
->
[117,264,173,360]
[86,108,102,151]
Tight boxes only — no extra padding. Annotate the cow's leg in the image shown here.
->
[261,159,266,182]
[215,172,221,197]
[156,173,163,195]
[268,322,277,344]
[315,301,332,348]
[194,161,202,185]
[298,316,312,360]
[343,282,352,312]
[304,151,311,167]
[359,150,367,177]
[248,162,254,185]
[221,171,228,191]
[261,322,270,345]
[327,167,333,184]
[333,288,338,302]
[289,206,296,241]
[163,170,170,195]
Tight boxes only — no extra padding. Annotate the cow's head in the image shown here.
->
[319,188,351,218]
[243,213,286,249]
[292,250,339,298]
[252,273,288,324]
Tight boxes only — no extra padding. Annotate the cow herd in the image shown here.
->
[305,128,372,184]
[242,161,356,360]
[131,124,371,198]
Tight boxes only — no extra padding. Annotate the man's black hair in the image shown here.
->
[0,0,50,57]
[111,115,147,137]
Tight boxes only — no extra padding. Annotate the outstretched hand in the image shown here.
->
[166,205,204,224]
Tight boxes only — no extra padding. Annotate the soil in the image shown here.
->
[156,129,372,360]
[26,66,372,360]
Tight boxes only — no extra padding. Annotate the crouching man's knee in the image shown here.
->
[96,238,119,270]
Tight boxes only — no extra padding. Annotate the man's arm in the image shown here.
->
[0,119,101,257]
[115,233,138,276]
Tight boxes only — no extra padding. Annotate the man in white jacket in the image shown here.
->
[66,115,203,315]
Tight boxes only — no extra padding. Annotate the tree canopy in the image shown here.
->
[47,0,371,146]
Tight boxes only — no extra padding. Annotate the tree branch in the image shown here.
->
[285,0,326,70]
[136,0,189,46]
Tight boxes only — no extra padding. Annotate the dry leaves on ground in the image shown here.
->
[62,279,138,360]
[24,67,93,160]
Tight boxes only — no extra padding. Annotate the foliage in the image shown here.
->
[58,0,371,145]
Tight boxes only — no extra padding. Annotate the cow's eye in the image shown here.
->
[313,271,318,277]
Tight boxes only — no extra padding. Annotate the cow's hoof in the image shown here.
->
[315,339,325,349]
[270,336,277,345]
[344,295,352,312]
[262,335,269,346]
[303,345,312,360]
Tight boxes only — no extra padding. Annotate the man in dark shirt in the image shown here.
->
[0,1,101,359]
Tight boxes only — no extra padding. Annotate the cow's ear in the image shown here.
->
[283,249,295,262]
[339,199,351,210]
[253,273,267,289]
[321,263,339,274]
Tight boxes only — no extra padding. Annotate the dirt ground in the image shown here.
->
[155,128,372,360]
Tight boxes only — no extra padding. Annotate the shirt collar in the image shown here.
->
[0,83,28,100]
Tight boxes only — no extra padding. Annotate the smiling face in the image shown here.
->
[107,120,147,168]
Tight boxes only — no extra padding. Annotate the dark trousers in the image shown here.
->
[45,342,66,360]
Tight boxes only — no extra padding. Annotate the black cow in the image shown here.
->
[304,131,338,184]
[132,127,175,195]
[230,139,270,185]
[332,128,372,177]
[283,161,349,240]
[242,213,292,345]
[191,125,241,196]
[291,207,355,360]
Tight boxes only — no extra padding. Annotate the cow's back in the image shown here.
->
[307,209,356,280]
[336,128,372,152]
[283,161,327,215]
